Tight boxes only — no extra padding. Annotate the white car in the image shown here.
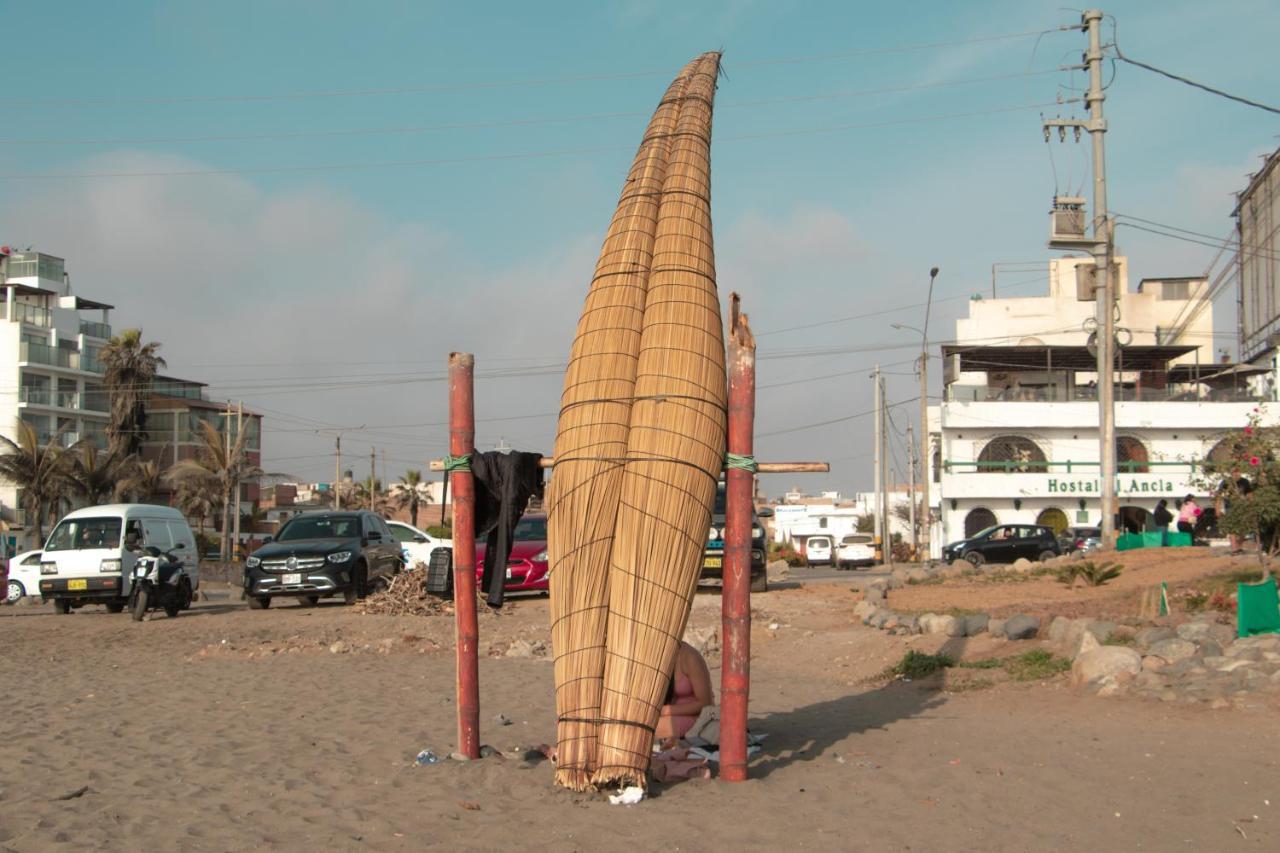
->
[805,535,834,566]
[6,550,44,603]
[386,521,452,568]
[835,533,876,569]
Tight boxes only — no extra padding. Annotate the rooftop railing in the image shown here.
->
[947,384,1268,404]
[79,320,112,339]
[3,302,53,328]
[944,460,1199,474]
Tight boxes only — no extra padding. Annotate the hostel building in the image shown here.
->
[931,256,1272,554]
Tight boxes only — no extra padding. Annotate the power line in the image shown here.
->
[1113,50,1280,116]
[0,100,1065,181]
[0,70,1060,147]
[0,28,1065,109]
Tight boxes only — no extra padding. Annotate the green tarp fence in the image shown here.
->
[1237,577,1280,638]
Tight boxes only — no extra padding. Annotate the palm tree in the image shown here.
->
[172,471,218,535]
[0,423,74,544]
[167,421,262,560]
[393,469,433,527]
[115,458,165,503]
[100,329,166,457]
[65,442,127,507]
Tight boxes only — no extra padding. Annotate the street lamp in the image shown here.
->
[892,266,939,563]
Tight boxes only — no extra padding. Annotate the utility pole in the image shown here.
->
[231,401,243,560]
[334,435,342,509]
[221,400,233,561]
[907,424,918,561]
[920,266,938,563]
[1045,9,1115,548]
[872,365,883,565]
[370,446,377,508]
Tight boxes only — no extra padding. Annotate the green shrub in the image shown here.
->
[1005,649,1071,681]
[425,524,452,540]
[1057,560,1123,587]
[886,650,954,679]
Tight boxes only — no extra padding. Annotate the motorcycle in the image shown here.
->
[128,546,193,622]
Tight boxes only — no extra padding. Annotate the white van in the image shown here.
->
[38,504,198,615]
[805,535,834,566]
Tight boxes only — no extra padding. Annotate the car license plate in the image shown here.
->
[282,573,302,585]
[703,556,722,569]
[68,578,88,591]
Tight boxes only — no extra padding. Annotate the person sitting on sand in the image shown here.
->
[655,641,714,744]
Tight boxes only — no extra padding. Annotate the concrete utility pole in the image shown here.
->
[370,447,377,507]
[920,266,938,562]
[872,364,883,565]
[1045,9,1115,547]
[334,435,342,509]
[907,424,918,560]
[231,401,243,560]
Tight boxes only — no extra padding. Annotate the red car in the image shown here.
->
[475,514,548,593]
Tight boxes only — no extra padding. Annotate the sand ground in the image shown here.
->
[0,579,1275,852]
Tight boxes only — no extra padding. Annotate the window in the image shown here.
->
[45,517,122,551]
[977,436,1047,473]
[819,517,828,528]
[964,508,998,538]
[388,523,417,544]
[278,514,359,541]
[513,516,548,540]
[1160,281,1191,300]
[1117,437,1149,473]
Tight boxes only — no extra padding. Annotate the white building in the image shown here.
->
[0,250,114,550]
[930,256,1265,556]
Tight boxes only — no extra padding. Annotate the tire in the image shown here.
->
[105,600,125,614]
[164,581,188,618]
[299,595,320,607]
[964,551,985,567]
[344,564,367,605]
[6,580,24,604]
[1038,550,1057,562]
[750,573,768,593]
[55,598,73,615]
[131,586,149,622]
[247,595,271,610]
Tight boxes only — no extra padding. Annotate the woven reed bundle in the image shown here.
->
[546,57,701,791]
[593,51,726,789]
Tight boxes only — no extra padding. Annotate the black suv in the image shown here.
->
[701,481,768,593]
[243,511,403,608]
[942,524,1062,567]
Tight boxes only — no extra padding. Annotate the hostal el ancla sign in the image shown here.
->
[1046,477,1177,495]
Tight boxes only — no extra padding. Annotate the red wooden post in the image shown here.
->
[721,296,755,782]
[449,352,481,759]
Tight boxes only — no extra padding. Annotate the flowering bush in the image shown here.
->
[1195,407,1280,577]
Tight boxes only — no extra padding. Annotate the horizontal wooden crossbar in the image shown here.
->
[428,458,828,473]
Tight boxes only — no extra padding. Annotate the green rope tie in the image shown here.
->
[442,454,472,473]
[724,453,758,472]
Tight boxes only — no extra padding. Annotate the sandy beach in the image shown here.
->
[1,577,1276,852]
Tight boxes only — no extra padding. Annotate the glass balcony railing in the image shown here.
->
[79,320,112,339]
[947,384,1269,404]
[3,303,54,328]
[18,342,105,373]
[17,387,81,408]
[57,431,82,448]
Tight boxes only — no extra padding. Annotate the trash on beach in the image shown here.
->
[608,786,646,806]
[494,713,513,726]
[414,750,439,766]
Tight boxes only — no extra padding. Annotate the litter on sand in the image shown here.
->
[608,786,647,806]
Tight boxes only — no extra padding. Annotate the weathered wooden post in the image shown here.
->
[448,352,480,759]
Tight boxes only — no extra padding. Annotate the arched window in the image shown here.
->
[932,445,941,484]
[964,507,998,538]
[1205,435,1244,475]
[1117,436,1149,473]
[1036,507,1068,535]
[977,435,1047,473]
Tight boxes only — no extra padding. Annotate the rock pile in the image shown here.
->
[1054,614,1280,707]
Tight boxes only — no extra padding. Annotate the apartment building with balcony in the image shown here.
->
[929,256,1270,557]
[0,250,114,540]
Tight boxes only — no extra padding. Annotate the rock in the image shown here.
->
[1076,631,1101,658]
[1087,621,1117,644]
[328,641,348,654]
[1213,659,1254,673]
[1141,655,1168,672]
[853,600,877,621]
[1110,624,1138,642]
[891,567,911,584]
[1225,644,1263,661]
[685,626,720,655]
[1196,639,1224,659]
[1012,557,1032,570]
[766,559,789,574]
[926,614,960,637]
[905,568,930,584]
[901,615,921,634]
[1147,638,1198,664]
[864,587,886,604]
[1175,621,1220,643]
[869,610,894,629]
[1004,614,1041,641]
[1135,627,1176,650]
[1048,616,1073,645]
[963,613,990,637]
[504,639,548,658]
[988,618,1008,639]
[1070,646,1142,688]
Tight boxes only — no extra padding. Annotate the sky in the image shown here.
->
[2,0,1278,498]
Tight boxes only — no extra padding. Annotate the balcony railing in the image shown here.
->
[945,460,1198,474]
[18,342,105,373]
[57,431,82,448]
[79,320,112,339]
[17,387,82,408]
[2,302,53,328]
[947,384,1268,404]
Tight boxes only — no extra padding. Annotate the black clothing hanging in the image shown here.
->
[471,450,544,608]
